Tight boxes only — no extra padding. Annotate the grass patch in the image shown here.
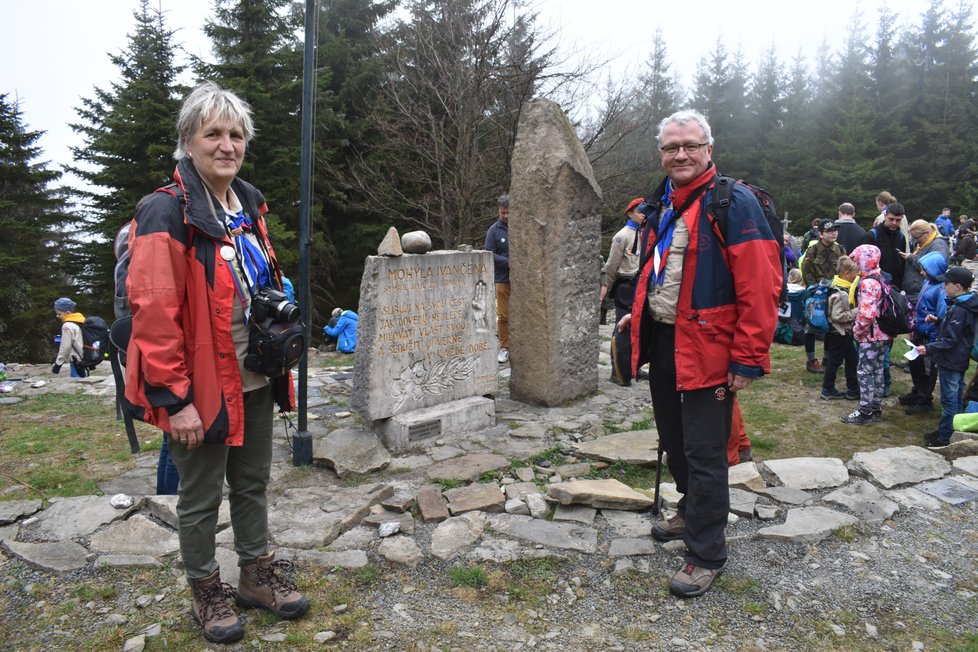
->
[744,600,767,616]
[716,574,760,596]
[354,565,381,586]
[748,432,777,453]
[601,461,658,488]
[604,413,654,433]
[631,416,654,430]
[448,565,488,588]
[736,342,922,460]
[833,524,857,542]
[493,558,567,602]
[0,392,160,498]
[528,446,564,466]
[431,478,465,490]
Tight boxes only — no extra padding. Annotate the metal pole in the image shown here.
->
[294,0,317,463]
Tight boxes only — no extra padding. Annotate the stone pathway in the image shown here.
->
[2,329,978,649]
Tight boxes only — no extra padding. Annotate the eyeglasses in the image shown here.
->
[659,142,710,156]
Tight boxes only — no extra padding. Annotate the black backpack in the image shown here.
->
[77,316,110,370]
[710,175,787,302]
[855,274,915,336]
[109,184,186,453]
[874,276,916,336]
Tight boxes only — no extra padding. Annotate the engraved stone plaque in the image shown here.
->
[353,251,498,420]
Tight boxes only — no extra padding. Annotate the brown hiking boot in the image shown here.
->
[236,552,310,619]
[650,512,685,542]
[190,570,244,644]
[668,562,725,598]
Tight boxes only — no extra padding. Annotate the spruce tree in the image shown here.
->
[311,0,396,317]
[195,0,302,273]
[764,53,820,232]
[68,0,184,315]
[743,48,787,189]
[817,17,886,220]
[900,0,978,213]
[0,95,72,362]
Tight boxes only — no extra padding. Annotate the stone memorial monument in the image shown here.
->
[508,98,602,405]
[353,250,498,452]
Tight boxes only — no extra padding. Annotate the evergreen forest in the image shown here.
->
[2,0,977,362]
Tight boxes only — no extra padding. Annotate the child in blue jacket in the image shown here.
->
[324,309,358,353]
[915,266,978,446]
[901,252,948,414]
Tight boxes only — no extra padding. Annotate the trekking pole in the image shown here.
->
[650,438,664,516]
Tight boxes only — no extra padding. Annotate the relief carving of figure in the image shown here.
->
[471,281,490,333]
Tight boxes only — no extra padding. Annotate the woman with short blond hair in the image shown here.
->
[900,219,950,301]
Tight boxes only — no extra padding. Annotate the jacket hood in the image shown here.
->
[62,312,85,324]
[952,292,978,313]
[919,251,948,282]
[850,244,881,274]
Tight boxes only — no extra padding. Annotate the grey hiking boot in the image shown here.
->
[236,552,310,620]
[668,562,725,598]
[737,446,753,464]
[190,570,244,644]
[651,512,685,542]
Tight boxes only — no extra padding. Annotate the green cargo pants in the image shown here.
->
[168,383,274,580]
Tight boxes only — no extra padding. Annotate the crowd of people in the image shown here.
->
[772,193,978,443]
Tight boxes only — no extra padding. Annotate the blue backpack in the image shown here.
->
[804,281,835,333]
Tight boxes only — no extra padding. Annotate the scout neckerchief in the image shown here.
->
[202,188,272,322]
[651,178,710,286]
[225,210,272,292]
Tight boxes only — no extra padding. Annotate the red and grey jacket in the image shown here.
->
[629,166,781,390]
[124,158,294,446]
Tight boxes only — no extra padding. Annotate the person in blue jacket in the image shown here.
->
[324,308,358,353]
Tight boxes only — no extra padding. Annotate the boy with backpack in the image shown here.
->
[52,297,88,378]
[801,219,844,373]
[914,266,978,447]
[820,256,860,400]
[842,245,891,424]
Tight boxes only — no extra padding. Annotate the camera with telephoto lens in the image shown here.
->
[251,288,300,325]
[244,287,305,378]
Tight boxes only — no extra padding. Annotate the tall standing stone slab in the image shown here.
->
[508,98,602,406]
[352,250,498,451]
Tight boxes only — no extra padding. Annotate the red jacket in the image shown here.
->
[124,159,293,446]
[630,166,781,390]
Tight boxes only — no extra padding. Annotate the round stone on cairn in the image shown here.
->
[401,231,432,254]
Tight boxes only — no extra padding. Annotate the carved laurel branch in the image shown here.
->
[420,354,480,395]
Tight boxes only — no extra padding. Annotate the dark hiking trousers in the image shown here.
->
[822,331,858,393]
[907,335,938,404]
[611,304,633,384]
[648,322,731,569]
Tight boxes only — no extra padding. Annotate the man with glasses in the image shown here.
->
[617,110,781,598]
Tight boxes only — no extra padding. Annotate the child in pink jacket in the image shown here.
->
[842,245,892,424]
